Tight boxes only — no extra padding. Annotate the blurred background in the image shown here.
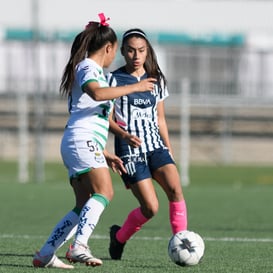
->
[1,0,273,183]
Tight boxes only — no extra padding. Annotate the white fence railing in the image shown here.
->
[1,40,273,182]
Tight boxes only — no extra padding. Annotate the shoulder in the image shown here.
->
[76,59,103,85]
[77,58,91,69]
[77,59,101,73]
[112,67,137,86]
[111,66,127,76]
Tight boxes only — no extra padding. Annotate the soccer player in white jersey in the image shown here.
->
[107,29,188,260]
[32,15,156,269]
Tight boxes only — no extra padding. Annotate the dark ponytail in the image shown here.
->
[60,22,117,96]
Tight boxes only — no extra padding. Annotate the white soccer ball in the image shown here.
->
[168,230,205,266]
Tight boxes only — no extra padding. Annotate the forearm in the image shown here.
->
[109,119,128,139]
[109,118,142,148]
[103,149,110,158]
[88,84,140,101]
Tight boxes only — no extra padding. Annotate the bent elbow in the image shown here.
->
[89,92,105,101]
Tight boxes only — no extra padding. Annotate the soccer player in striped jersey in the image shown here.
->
[107,29,188,260]
[32,16,156,269]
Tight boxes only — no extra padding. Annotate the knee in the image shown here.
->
[108,189,114,202]
[166,186,184,202]
[141,202,159,219]
[103,188,114,202]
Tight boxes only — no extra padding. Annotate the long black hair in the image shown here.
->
[60,22,117,96]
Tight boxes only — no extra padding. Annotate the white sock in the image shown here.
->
[39,210,79,257]
[74,194,107,246]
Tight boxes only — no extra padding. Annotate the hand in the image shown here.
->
[137,78,157,92]
[104,151,127,175]
[124,133,142,148]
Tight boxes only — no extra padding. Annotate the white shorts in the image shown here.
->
[60,132,108,178]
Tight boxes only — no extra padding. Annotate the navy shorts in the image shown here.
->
[120,148,175,187]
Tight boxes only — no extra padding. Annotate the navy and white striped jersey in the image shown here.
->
[107,66,169,156]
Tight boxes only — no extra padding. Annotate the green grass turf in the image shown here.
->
[1,161,273,272]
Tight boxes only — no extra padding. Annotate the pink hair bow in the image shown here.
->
[85,13,110,29]
[98,13,110,26]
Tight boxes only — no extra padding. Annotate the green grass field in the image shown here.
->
[1,161,273,273]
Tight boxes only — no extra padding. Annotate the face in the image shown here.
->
[122,36,148,71]
[104,41,118,68]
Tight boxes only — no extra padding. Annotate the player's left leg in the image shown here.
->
[151,150,187,234]
[66,168,113,266]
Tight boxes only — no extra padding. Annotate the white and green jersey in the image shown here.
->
[65,58,113,150]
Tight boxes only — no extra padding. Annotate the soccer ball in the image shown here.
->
[168,230,205,266]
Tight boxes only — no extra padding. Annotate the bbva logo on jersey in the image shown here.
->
[133,98,152,106]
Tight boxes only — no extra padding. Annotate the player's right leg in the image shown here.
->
[33,252,74,269]
[32,209,80,269]
[109,178,158,259]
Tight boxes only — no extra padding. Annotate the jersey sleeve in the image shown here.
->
[76,60,99,90]
[106,72,117,87]
[158,79,169,101]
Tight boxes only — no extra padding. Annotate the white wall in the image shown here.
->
[0,0,273,35]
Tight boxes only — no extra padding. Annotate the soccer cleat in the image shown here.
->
[66,243,102,266]
[32,251,74,269]
[109,225,126,260]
